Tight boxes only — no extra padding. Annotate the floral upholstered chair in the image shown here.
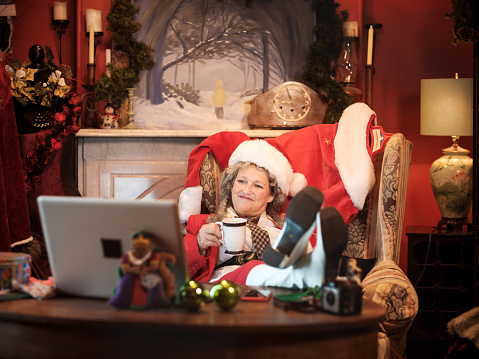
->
[179,103,418,359]
[344,132,417,359]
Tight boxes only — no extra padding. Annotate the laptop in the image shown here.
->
[37,196,189,300]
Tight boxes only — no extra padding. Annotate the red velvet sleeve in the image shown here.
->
[184,214,219,282]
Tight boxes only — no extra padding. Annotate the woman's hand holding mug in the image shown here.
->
[215,218,247,254]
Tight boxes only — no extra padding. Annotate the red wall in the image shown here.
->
[9,0,111,96]
[362,0,473,271]
[9,0,474,273]
[10,1,78,88]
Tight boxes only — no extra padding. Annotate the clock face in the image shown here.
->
[272,83,312,122]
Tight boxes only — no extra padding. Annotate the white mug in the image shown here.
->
[216,218,247,254]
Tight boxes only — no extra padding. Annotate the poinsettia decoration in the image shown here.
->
[23,92,82,194]
[6,44,82,194]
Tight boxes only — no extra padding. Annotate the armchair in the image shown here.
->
[179,102,418,359]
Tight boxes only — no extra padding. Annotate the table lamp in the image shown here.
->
[420,76,473,231]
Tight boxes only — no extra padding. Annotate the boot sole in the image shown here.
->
[263,186,324,268]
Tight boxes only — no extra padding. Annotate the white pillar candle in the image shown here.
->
[85,9,102,32]
[53,2,67,21]
[367,25,373,66]
[105,49,111,77]
[89,24,95,64]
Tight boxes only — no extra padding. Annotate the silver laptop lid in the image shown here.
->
[37,196,189,300]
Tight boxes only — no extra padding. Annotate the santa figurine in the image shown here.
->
[100,103,119,129]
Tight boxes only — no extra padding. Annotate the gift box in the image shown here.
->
[0,252,31,290]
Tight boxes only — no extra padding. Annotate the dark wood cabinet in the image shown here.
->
[406,226,475,358]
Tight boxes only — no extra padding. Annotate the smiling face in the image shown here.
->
[231,164,275,218]
[131,239,151,259]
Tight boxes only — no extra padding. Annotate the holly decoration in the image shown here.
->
[179,281,209,311]
[210,280,241,311]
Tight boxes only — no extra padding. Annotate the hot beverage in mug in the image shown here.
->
[216,218,247,254]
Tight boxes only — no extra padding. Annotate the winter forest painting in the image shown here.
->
[132,0,315,130]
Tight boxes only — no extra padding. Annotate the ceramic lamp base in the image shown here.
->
[430,146,473,231]
[437,217,471,232]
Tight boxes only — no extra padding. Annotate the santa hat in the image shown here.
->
[228,139,307,197]
[178,131,249,224]
[334,102,378,210]
[178,132,307,224]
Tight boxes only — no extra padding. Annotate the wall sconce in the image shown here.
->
[420,75,473,231]
[52,1,69,64]
[83,9,103,128]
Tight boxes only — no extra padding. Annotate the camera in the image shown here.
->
[322,278,362,315]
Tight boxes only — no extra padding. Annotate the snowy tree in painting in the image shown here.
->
[133,0,314,130]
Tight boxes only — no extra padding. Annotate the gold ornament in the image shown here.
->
[210,280,241,311]
[179,280,209,311]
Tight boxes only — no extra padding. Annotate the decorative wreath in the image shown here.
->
[6,46,73,108]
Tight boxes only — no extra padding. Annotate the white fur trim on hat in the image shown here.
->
[334,102,376,210]
[178,185,203,223]
[228,140,307,197]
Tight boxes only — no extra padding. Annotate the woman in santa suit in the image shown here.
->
[183,139,348,289]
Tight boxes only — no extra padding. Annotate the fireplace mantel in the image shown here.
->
[76,129,290,201]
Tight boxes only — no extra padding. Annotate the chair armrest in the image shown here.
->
[362,259,418,357]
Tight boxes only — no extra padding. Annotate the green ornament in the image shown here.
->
[179,280,209,311]
[210,280,241,311]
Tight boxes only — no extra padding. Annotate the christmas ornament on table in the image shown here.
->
[210,280,241,311]
[179,280,209,311]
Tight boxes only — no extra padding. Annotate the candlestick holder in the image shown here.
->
[52,19,69,64]
[122,88,141,129]
[53,20,70,64]
[364,23,382,109]
[82,63,100,128]
[365,65,374,108]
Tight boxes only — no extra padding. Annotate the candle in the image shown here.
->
[106,49,111,77]
[53,2,67,21]
[367,25,373,66]
[89,24,95,64]
[85,9,102,32]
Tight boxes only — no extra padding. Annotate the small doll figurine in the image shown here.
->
[100,103,119,129]
[345,258,362,285]
[108,232,177,310]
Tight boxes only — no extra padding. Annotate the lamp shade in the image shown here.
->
[420,78,473,136]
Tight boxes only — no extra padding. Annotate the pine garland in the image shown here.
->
[302,0,353,123]
[445,0,479,45]
[94,0,154,107]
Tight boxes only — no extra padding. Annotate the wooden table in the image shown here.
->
[0,294,384,359]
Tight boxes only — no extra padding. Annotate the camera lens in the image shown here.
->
[326,292,335,305]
